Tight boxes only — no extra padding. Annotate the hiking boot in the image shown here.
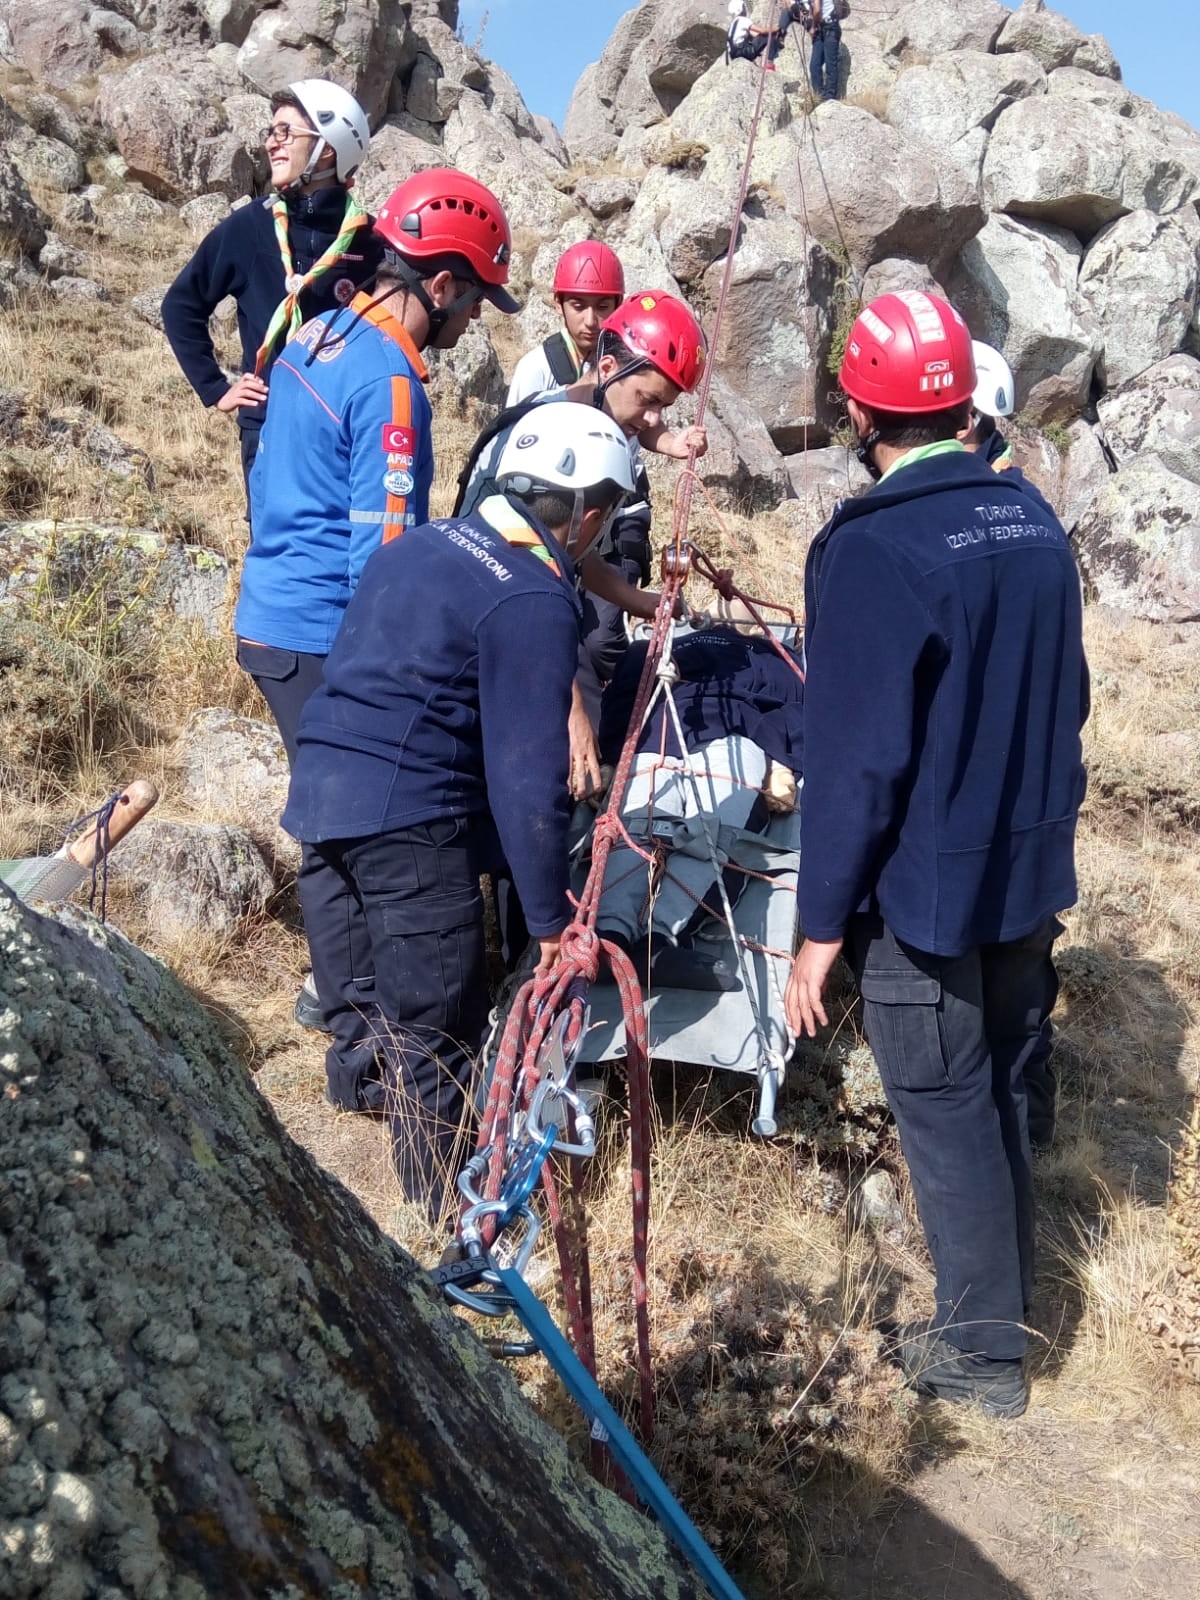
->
[891,1324,1028,1419]
[294,973,330,1033]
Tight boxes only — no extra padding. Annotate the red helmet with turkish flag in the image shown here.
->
[552,241,625,299]
[600,291,707,393]
[839,291,976,414]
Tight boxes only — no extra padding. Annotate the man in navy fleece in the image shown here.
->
[282,404,635,1218]
[162,80,380,506]
[785,292,1089,1420]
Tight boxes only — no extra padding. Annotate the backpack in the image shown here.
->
[540,332,580,389]
[453,397,544,517]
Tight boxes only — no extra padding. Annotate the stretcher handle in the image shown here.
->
[67,781,160,868]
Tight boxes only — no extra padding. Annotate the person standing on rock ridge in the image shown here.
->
[786,291,1089,1420]
[235,167,518,1056]
[506,240,625,404]
[961,340,1018,472]
[281,404,636,1217]
[162,80,380,511]
[807,0,844,101]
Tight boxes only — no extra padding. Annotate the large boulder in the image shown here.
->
[946,213,1101,423]
[666,373,793,513]
[1074,455,1200,623]
[237,0,409,124]
[699,210,839,451]
[885,49,1046,164]
[563,62,618,167]
[0,522,229,640]
[880,0,1009,59]
[996,0,1121,79]
[0,889,705,1599]
[1059,419,1114,535]
[175,707,299,877]
[110,819,275,940]
[983,96,1200,236]
[0,97,84,193]
[0,0,129,86]
[785,102,985,274]
[1098,356,1200,486]
[0,153,49,258]
[95,57,262,201]
[1079,209,1200,389]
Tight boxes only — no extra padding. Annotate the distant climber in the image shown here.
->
[507,241,625,403]
[806,0,844,101]
[162,81,380,511]
[725,1,786,71]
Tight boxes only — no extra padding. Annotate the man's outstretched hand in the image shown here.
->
[785,937,844,1038]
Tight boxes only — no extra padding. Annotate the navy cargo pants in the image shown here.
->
[848,913,1062,1363]
[302,819,489,1219]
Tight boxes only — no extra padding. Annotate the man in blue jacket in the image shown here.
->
[282,404,636,1216]
[162,80,379,505]
[786,292,1089,1419]
[236,166,518,1033]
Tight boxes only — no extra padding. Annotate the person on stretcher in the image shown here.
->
[594,622,804,991]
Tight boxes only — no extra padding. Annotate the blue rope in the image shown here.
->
[61,791,122,921]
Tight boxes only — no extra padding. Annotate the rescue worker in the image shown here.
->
[506,240,625,403]
[281,403,636,1217]
[807,0,843,101]
[236,167,518,1041]
[162,80,380,507]
[460,291,708,758]
[596,624,804,991]
[962,340,1017,471]
[786,291,1089,1418]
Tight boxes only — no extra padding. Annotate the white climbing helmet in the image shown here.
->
[971,340,1016,419]
[496,402,636,551]
[287,79,370,184]
[728,1,748,15]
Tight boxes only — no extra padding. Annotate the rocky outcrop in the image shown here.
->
[110,819,275,940]
[880,0,1009,60]
[176,708,299,877]
[947,213,1100,423]
[0,152,49,258]
[0,889,704,1598]
[996,0,1120,78]
[1098,357,1200,486]
[1075,456,1200,623]
[1079,210,1200,389]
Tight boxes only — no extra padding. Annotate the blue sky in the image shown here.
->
[458,1,1198,134]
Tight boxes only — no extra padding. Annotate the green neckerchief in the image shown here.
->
[254,191,369,375]
[878,439,965,484]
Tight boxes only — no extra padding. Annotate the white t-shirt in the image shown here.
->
[508,343,570,406]
[460,387,645,525]
[729,17,751,47]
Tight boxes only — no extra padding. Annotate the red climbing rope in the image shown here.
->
[461,30,784,1460]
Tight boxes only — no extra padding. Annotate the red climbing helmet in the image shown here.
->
[375,168,518,311]
[839,291,976,414]
[552,240,625,299]
[599,291,707,393]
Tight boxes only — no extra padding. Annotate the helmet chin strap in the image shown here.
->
[591,330,651,409]
[275,136,331,195]
[389,257,483,342]
[855,427,884,481]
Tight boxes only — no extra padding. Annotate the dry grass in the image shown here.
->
[3,201,1199,1595]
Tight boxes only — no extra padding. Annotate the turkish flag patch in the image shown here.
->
[382,424,416,455]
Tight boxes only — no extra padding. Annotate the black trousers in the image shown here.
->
[239,422,260,520]
[302,820,489,1217]
[848,914,1063,1362]
[576,514,652,728]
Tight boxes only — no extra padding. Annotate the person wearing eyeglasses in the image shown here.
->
[162,79,381,509]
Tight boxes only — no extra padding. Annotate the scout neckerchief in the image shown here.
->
[478,494,564,578]
[254,191,369,375]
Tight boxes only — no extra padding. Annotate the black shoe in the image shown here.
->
[323,1082,388,1118]
[891,1323,1028,1419]
[650,939,741,993]
[294,974,330,1033]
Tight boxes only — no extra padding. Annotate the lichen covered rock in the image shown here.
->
[0,890,705,1598]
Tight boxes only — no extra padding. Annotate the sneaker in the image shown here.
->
[293,973,330,1033]
[764,61,777,72]
[891,1323,1028,1419]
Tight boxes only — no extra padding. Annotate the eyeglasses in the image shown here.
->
[260,123,319,148]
